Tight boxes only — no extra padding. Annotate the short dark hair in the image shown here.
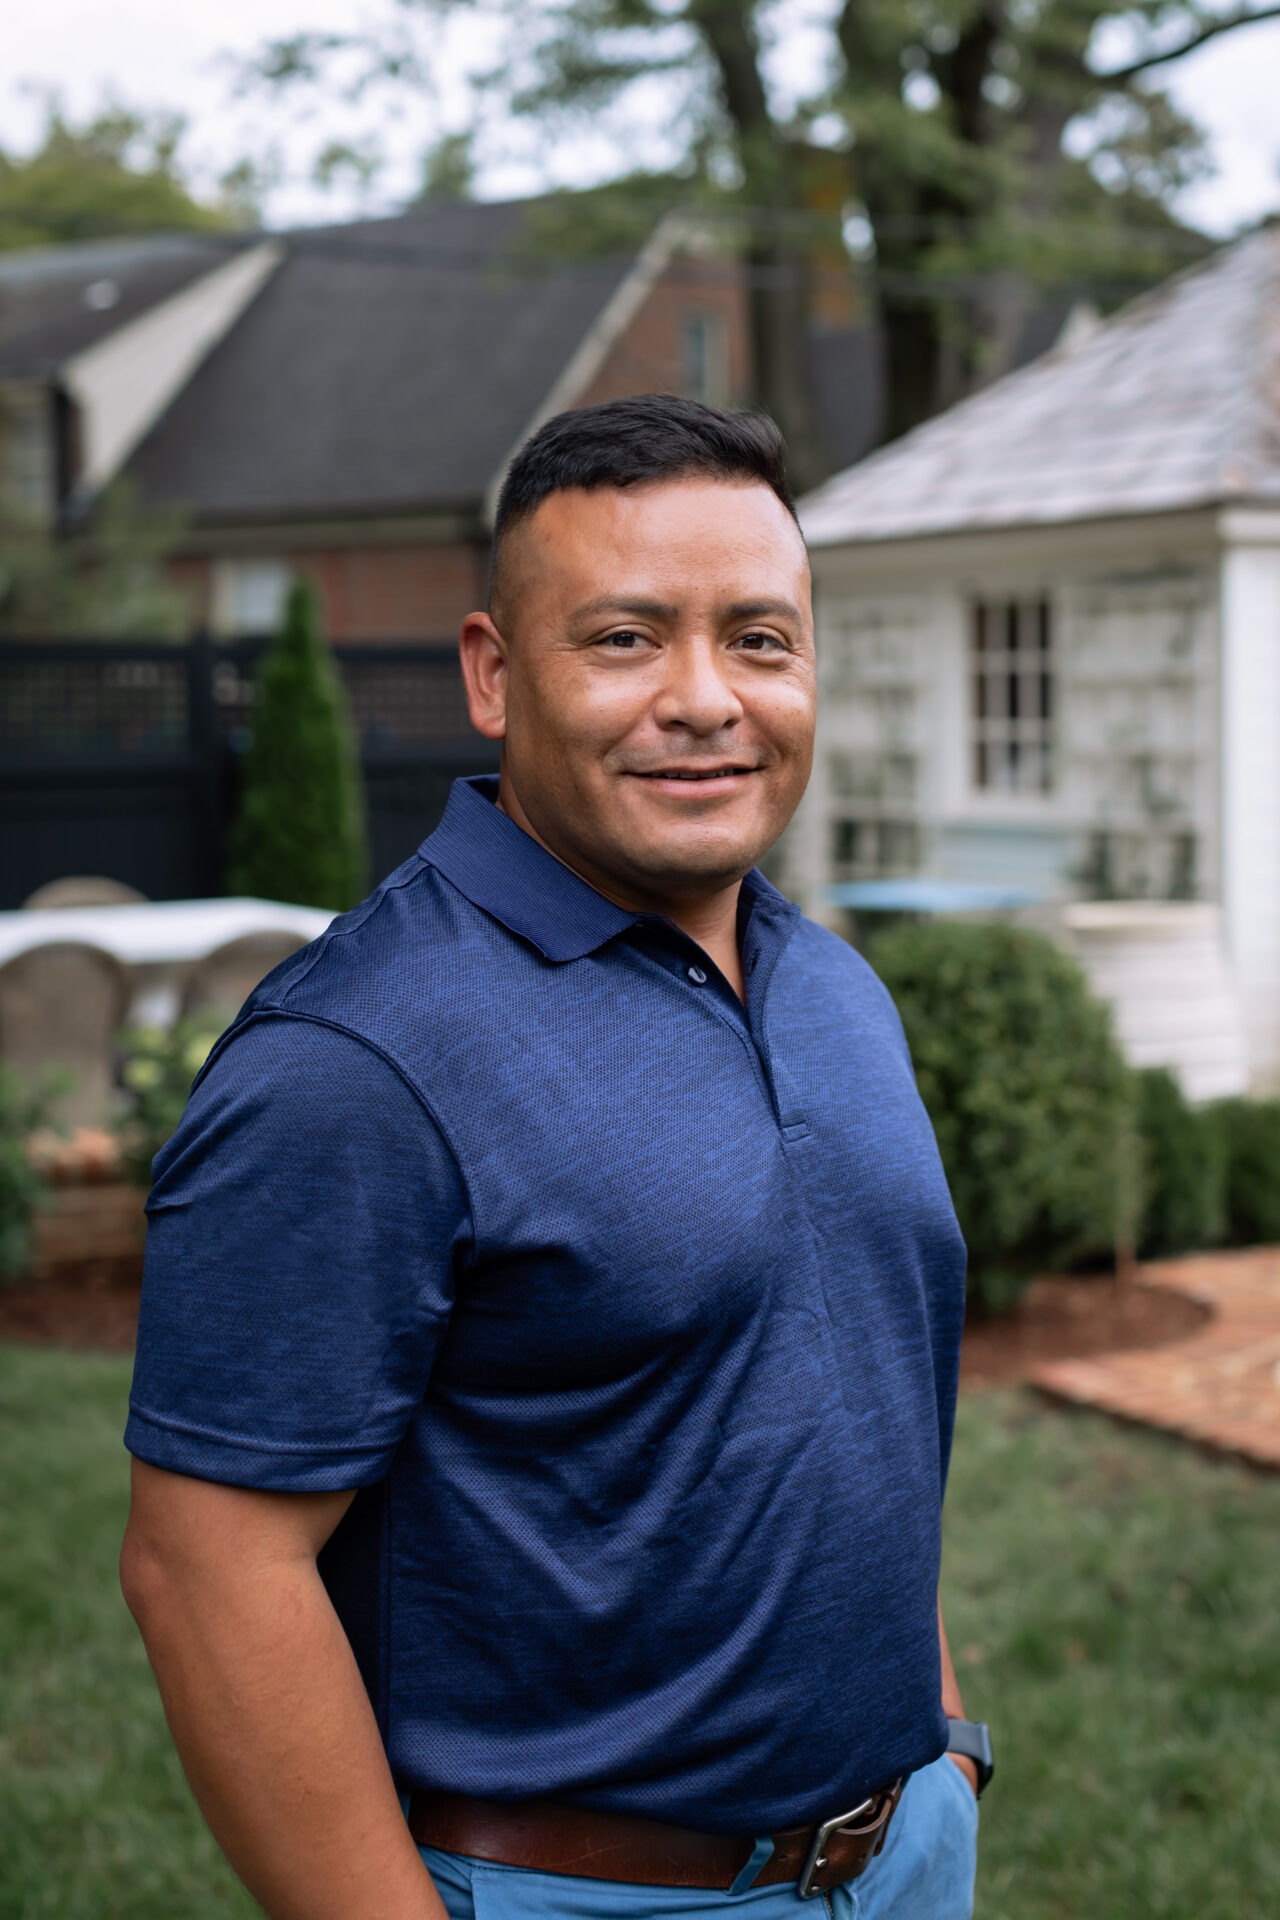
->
[488,394,797,617]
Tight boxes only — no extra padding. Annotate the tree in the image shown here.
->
[0,475,192,638]
[0,103,236,253]
[242,0,1278,476]
[227,579,369,913]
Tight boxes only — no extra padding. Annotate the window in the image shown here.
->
[680,311,729,408]
[970,597,1054,795]
[211,559,292,636]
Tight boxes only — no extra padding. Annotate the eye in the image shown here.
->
[596,629,649,651]
[734,630,787,652]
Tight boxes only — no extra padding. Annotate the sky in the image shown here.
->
[3,0,1279,237]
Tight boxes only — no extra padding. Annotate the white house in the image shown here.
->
[790,227,1280,1096]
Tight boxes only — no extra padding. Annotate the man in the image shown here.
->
[121,395,987,1920]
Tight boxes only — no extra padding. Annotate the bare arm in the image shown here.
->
[938,1596,978,1796]
[120,1459,448,1920]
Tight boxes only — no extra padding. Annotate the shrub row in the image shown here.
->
[1136,1070,1280,1257]
[870,921,1280,1314]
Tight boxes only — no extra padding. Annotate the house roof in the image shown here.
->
[799,225,1280,547]
[124,199,638,524]
[0,233,252,379]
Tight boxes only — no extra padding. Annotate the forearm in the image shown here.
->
[938,1596,977,1794]
[125,1551,446,1920]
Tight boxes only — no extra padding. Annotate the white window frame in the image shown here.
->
[968,594,1056,800]
[211,558,293,637]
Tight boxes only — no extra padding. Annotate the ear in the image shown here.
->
[459,612,509,741]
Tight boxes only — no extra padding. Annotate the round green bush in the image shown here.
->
[1134,1066,1226,1258]
[869,920,1137,1314]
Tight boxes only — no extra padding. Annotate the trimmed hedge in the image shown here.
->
[870,921,1136,1314]
[1214,1096,1280,1246]
[1134,1066,1227,1258]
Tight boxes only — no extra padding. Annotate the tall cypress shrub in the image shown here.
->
[227,579,369,911]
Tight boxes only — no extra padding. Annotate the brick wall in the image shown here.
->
[299,541,486,641]
[576,256,752,409]
[168,538,487,643]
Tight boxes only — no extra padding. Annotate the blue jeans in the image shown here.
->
[416,1756,977,1920]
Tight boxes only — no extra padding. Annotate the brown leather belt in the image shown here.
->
[407,1780,903,1899]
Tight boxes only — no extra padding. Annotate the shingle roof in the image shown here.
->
[125,199,637,522]
[799,226,1280,547]
[0,233,252,378]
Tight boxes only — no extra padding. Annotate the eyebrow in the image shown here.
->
[569,595,803,625]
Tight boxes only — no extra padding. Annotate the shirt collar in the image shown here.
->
[421,776,796,964]
[421,776,639,961]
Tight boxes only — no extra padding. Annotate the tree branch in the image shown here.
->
[1098,4,1280,84]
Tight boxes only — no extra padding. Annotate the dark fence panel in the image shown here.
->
[0,635,496,908]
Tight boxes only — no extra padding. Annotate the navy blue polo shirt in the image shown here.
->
[126,775,967,1836]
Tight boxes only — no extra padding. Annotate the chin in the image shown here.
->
[627,829,770,889]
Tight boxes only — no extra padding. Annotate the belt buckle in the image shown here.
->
[795,1789,892,1900]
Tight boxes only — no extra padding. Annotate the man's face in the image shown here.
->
[461,477,816,910]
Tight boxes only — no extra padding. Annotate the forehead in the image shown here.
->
[511,478,810,605]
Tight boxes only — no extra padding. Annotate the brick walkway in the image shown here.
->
[1032,1248,1280,1469]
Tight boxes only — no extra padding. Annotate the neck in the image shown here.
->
[496,779,748,1000]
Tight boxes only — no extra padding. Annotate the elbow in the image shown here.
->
[119,1520,170,1635]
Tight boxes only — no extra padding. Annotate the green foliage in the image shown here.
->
[0,1070,53,1284]
[241,0,1244,452]
[0,476,191,638]
[1214,1096,1280,1247]
[1134,1067,1227,1257]
[418,132,475,203]
[112,1020,223,1189]
[869,921,1136,1313]
[226,579,369,912]
[0,104,231,254]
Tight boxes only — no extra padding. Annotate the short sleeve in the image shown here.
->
[124,1013,468,1491]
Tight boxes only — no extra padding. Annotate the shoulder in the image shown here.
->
[787,914,905,1020]
[228,853,500,1063]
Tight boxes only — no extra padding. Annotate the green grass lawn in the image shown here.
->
[2,1345,1277,1919]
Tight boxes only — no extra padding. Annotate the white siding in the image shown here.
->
[1220,524,1280,1090]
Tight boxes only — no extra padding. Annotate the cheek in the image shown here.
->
[509,666,651,777]
[749,678,817,753]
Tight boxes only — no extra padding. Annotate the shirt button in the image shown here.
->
[687,965,708,985]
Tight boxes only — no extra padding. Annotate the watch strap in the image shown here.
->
[945,1717,994,1797]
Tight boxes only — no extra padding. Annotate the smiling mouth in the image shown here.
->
[628,766,759,781]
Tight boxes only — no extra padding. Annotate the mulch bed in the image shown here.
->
[0,1256,145,1353]
[0,1258,1210,1386]
[959,1271,1208,1388]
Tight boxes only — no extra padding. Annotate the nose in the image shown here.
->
[652,635,745,736]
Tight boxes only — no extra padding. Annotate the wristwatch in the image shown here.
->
[945,1718,994,1798]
